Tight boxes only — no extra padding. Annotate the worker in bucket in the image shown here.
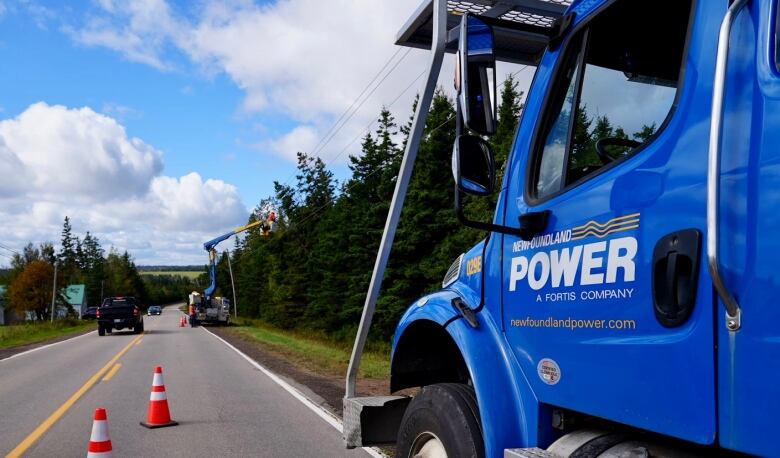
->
[261,211,277,236]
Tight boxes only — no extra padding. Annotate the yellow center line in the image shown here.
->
[101,363,122,381]
[5,333,144,458]
[135,337,144,346]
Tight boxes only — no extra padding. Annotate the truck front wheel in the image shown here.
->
[396,383,484,458]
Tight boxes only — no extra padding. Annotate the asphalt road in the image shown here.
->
[0,305,374,457]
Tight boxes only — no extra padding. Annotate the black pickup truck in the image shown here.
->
[96,297,144,336]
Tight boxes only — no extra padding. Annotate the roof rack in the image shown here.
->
[396,0,571,65]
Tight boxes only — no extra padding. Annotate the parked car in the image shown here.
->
[96,297,144,336]
[147,305,162,316]
[81,307,98,320]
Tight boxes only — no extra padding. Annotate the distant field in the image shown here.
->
[140,271,202,279]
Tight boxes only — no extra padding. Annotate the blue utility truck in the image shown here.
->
[343,0,778,456]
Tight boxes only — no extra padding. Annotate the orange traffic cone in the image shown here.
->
[179,316,185,327]
[140,366,178,429]
[87,407,112,457]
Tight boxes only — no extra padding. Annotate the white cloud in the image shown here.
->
[0,103,249,265]
[63,0,451,162]
[0,102,163,201]
[101,102,141,121]
[147,173,246,232]
[266,125,319,162]
[66,0,183,70]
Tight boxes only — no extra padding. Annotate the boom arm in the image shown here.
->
[202,215,276,299]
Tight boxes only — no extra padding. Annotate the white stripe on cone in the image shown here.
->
[89,420,110,442]
[150,391,167,401]
[153,373,163,386]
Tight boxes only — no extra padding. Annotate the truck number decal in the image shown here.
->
[466,256,482,276]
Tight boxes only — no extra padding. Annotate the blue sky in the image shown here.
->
[0,0,531,265]
[1,0,299,206]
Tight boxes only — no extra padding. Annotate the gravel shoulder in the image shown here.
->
[209,326,394,417]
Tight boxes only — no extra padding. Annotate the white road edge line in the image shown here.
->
[0,330,97,362]
[202,327,387,458]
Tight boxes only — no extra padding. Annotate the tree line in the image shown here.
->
[3,217,197,320]
[204,77,524,341]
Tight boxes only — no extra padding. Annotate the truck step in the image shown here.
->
[343,396,411,448]
[505,448,558,458]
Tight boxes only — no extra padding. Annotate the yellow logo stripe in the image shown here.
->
[571,213,641,233]
[571,224,640,240]
[571,218,640,236]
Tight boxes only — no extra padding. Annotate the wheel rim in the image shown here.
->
[409,432,447,458]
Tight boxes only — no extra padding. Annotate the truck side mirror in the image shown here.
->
[452,135,496,196]
[455,14,496,136]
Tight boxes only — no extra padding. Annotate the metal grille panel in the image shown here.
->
[446,0,572,28]
[499,10,557,27]
[442,253,464,288]
[448,1,491,15]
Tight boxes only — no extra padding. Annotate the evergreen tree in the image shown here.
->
[82,233,106,305]
[492,74,525,169]
[58,216,81,284]
[374,90,459,339]
[633,123,657,142]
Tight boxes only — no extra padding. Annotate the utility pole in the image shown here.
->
[226,250,237,319]
[50,263,57,322]
[100,280,104,301]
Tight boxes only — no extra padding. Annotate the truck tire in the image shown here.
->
[134,322,144,334]
[396,383,484,458]
[98,325,105,336]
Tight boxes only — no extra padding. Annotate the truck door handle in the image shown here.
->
[652,229,701,327]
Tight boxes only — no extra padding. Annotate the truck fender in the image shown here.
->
[392,294,546,457]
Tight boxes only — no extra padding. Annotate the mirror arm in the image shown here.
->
[454,185,524,237]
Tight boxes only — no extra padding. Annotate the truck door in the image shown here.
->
[714,1,780,455]
[500,0,717,444]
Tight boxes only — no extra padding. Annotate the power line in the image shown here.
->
[327,68,427,168]
[311,47,406,157]
[510,65,529,78]
[281,56,424,210]
[274,47,408,190]
[0,243,20,256]
[311,48,412,160]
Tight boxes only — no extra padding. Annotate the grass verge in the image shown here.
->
[0,318,94,350]
[229,318,390,379]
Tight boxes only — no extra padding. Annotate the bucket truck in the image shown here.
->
[191,212,277,325]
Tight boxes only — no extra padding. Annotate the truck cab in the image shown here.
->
[345,0,780,456]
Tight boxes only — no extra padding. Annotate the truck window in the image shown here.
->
[776,0,780,70]
[532,0,692,200]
